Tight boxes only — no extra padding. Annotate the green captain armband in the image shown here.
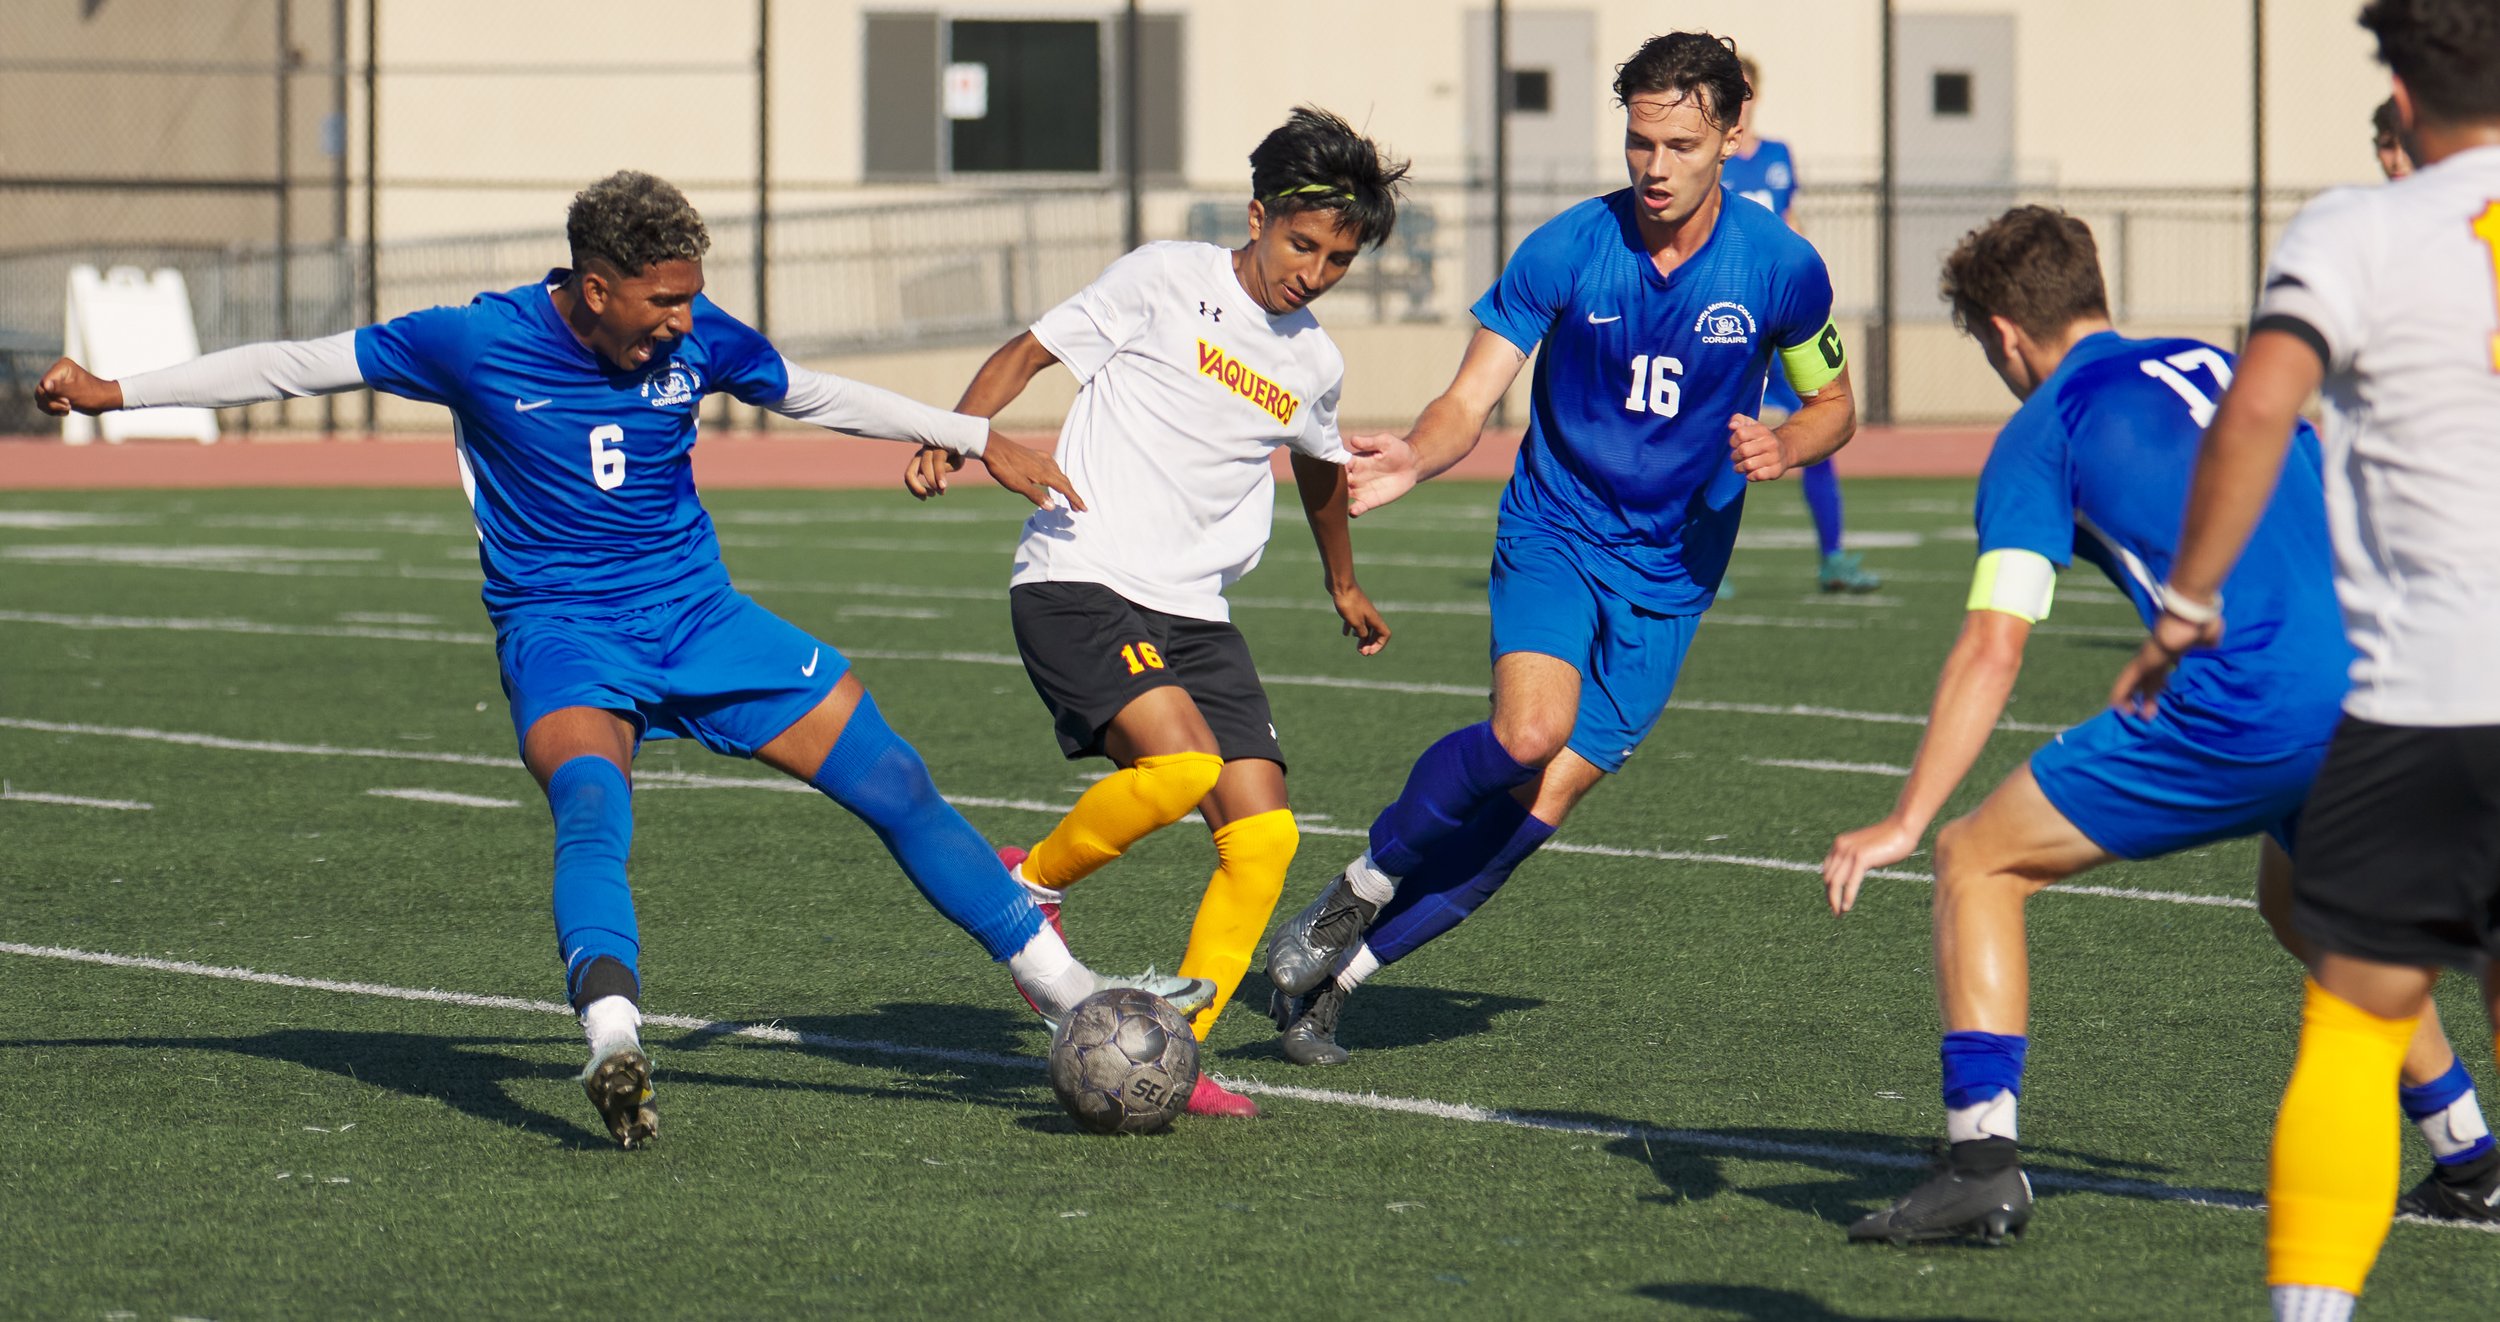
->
[1966,549,2057,623]
[1779,319,1847,395]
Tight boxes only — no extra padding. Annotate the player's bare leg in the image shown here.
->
[1854,766,2108,1244]
[526,705,657,1150]
[758,675,1215,1029]
[1273,653,1581,994]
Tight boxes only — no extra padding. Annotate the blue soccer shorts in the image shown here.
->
[1486,531,1701,774]
[494,583,849,759]
[2028,706,2331,859]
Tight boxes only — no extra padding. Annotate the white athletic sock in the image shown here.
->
[1333,943,1382,994]
[1006,923,1094,1017]
[2270,1284,2356,1322]
[1009,861,1064,907]
[1945,1090,2018,1145]
[579,995,642,1057]
[2414,1090,2492,1161]
[1344,850,1396,906]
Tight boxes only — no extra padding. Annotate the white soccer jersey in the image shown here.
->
[2252,145,2500,725]
[1015,241,1348,621]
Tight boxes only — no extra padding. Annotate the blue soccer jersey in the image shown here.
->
[1719,140,1798,220]
[1473,188,1838,612]
[1975,331,2353,752]
[354,271,791,620]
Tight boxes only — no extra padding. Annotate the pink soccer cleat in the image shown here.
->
[1186,1072,1260,1119]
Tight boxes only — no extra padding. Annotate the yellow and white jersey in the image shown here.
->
[1014,241,1347,622]
[2252,145,2500,725]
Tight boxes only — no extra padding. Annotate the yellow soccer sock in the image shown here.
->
[1177,808,1298,1040]
[2266,977,2418,1295]
[1025,751,1224,891]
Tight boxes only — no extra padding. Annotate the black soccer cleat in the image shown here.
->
[581,1042,659,1150]
[1267,981,1350,1067]
[1265,873,1380,996]
[1848,1141,2033,1246]
[2396,1151,2500,1224]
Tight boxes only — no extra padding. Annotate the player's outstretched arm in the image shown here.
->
[1824,606,2031,915]
[1731,364,1857,482]
[1290,451,1388,656]
[2109,330,2317,716]
[38,334,366,416]
[906,331,1061,500]
[773,355,1083,512]
[1347,328,1527,517]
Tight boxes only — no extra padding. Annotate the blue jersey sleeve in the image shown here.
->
[1765,238,1837,352]
[1972,401,2076,565]
[691,296,789,406]
[354,305,481,407]
[1470,209,1589,356]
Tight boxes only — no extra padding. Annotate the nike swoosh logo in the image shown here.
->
[800,648,820,678]
[1587,313,1622,324]
[515,398,552,412]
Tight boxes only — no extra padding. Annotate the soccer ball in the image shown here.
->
[1046,987,1200,1135]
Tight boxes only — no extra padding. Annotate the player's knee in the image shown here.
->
[1134,750,1225,818]
[1932,816,1983,890]
[1214,809,1298,904]
[1490,712,1571,767]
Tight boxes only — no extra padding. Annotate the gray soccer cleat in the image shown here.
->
[1268,982,1350,1067]
[1848,1147,2032,1246]
[1266,873,1380,995]
[2397,1153,2500,1223]
[581,1041,658,1150]
[1097,969,1219,1020]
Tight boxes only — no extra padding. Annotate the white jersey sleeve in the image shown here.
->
[1030,246,1167,384]
[117,332,364,409]
[1291,344,1349,463]
[2251,187,2376,373]
[771,358,988,456]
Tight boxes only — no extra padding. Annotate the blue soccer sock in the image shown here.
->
[2399,1057,2497,1166]
[809,693,1044,961]
[546,755,640,1007]
[1366,721,1541,879]
[1365,795,1556,970]
[1801,460,1845,558]
[1941,1030,2027,1148]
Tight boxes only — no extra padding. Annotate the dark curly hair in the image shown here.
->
[566,170,710,278]
[1613,32,1749,130]
[2361,0,2500,125]
[1247,106,1411,250]
[1940,206,2110,341]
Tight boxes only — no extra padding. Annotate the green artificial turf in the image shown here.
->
[0,481,2491,1319]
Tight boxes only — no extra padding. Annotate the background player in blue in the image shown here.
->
[1261,33,1858,1063]
[1819,206,2490,1242]
[1722,55,1878,594]
[36,170,1213,1149]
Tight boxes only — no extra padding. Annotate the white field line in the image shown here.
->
[0,714,2251,912]
[1747,758,1913,776]
[366,788,523,809]
[8,938,2485,1233]
[0,784,152,811]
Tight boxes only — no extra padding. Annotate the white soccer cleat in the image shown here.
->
[1096,968,1218,1019]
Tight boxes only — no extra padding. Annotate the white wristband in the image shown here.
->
[2160,587,2222,626]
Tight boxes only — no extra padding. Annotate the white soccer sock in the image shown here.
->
[1009,861,1064,907]
[2414,1089,2492,1161]
[1344,850,1397,906]
[1006,923,1094,1017]
[579,995,642,1056]
[1333,943,1382,995]
[1945,1090,2018,1145]
[2270,1284,2356,1322]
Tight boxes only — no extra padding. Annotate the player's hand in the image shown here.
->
[2108,611,2220,717]
[35,358,122,416]
[1728,413,1794,482]
[1822,817,1921,916]
[1344,432,1420,516]
[1328,582,1390,656]
[975,433,1086,513]
[903,444,964,500]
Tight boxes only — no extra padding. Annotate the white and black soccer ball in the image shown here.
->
[1046,987,1200,1135]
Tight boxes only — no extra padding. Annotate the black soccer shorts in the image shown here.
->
[1008,581,1285,767]
[2290,715,2500,970]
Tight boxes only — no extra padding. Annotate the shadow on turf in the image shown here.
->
[1633,1283,2004,1322]
[1215,983,1543,1062]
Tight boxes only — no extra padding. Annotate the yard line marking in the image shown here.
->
[366,788,523,809]
[3,543,384,566]
[2,715,2255,910]
[0,784,152,811]
[0,610,490,646]
[1747,758,1913,776]
[3,939,2479,1233]
[0,511,155,529]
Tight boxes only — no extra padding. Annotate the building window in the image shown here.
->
[1507,68,1551,115]
[949,20,1102,173]
[863,10,1184,181]
[1932,70,1973,117]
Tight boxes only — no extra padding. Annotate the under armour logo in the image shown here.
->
[1199,301,1221,322]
